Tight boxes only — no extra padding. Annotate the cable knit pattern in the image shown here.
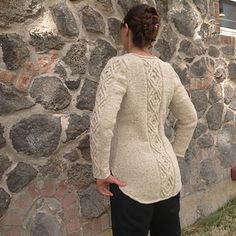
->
[144,60,175,198]
[90,53,198,203]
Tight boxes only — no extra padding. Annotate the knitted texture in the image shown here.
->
[90,53,197,203]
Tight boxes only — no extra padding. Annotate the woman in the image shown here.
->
[90,4,197,236]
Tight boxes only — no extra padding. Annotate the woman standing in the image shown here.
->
[90,4,197,236]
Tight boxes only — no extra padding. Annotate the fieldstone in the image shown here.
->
[78,136,91,161]
[29,28,64,52]
[229,97,236,111]
[172,63,189,85]
[76,79,97,111]
[67,164,94,189]
[117,0,143,14]
[193,122,208,139]
[39,158,66,178]
[223,82,234,104]
[65,114,90,142]
[108,18,122,43]
[7,162,37,193]
[224,109,234,123]
[0,188,11,219]
[185,140,200,162]
[191,90,208,114]
[222,45,235,58]
[30,212,62,236]
[171,5,198,37]
[0,82,35,116]
[89,39,117,77]
[0,34,29,70]
[200,159,217,185]
[63,149,80,162]
[190,58,208,77]
[10,114,61,157]
[30,76,71,110]
[217,123,236,167]
[178,159,190,185]
[81,6,105,34]
[50,1,79,37]
[197,134,214,148]
[179,39,206,59]
[63,40,88,75]
[54,63,67,79]
[209,81,222,104]
[0,124,6,149]
[206,102,224,130]
[228,62,236,81]
[193,0,208,16]
[198,23,211,39]
[0,0,41,27]
[208,46,220,58]
[214,68,226,83]
[155,25,178,62]
[96,0,113,8]
[79,184,109,218]
[0,155,11,180]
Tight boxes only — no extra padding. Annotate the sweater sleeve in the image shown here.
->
[90,57,128,179]
[168,65,198,158]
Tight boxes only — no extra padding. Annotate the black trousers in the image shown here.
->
[110,184,181,236]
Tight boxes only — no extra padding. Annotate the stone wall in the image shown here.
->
[0,0,236,235]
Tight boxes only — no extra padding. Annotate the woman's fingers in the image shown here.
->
[107,175,126,187]
[98,186,114,196]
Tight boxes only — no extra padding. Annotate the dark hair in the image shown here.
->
[122,4,160,48]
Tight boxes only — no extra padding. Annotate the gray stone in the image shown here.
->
[63,40,88,75]
[10,114,61,157]
[228,62,236,80]
[50,1,79,37]
[217,123,236,168]
[30,76,71,110]
[191,90,208,114]
[63,149,80,162]
[223,82,234,104]
[7,162,37,193]
[39,158,66,178]
[208,46,220,58]
[0,0,41,27]
[206,102,224,130]
[0,188,11,219]
[197,134,214,148]
[79,184,109,218]
[89,39,117,77]
[178,159,190,185]
[76,79,97,111]
[117,0,142,14]
[30,212,62,236]
[193,0,208,16]
[54,63,67,79]
[171,5,198,37]
[108,18,122,43]
[198,23,211,40]
[200,159,217,185]
[214,68,226,83]
[29,28,64,52]
[172,63,189,85]
[81,6,105,34]
[0,124,6,149]
[65,114,90,142]
[78,136,91,161]
[0,155,11,180]
[96,0,112,8]
[222,45,235,58]
[155,25,178,62]
[0,34,29,70]
[224,109,234,123]
[190,58,208,77]
[229,97,236,111]
[0,82,35,116]
[185,140,199,162]
[179,39,206,59]
[209,81,222,104]
[67,164,94,189]
[193,122,208,139]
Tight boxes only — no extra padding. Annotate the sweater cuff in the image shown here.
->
[93,168,111,180]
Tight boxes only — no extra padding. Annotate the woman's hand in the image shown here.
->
[96,175,126,196]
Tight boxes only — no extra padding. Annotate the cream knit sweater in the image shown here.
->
[90,53,198,203]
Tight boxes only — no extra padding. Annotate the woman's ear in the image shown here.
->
[123,23,129,37]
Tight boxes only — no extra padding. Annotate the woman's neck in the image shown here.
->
[128,46,152,56]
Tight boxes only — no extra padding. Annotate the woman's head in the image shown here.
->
[121,4,160,50]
